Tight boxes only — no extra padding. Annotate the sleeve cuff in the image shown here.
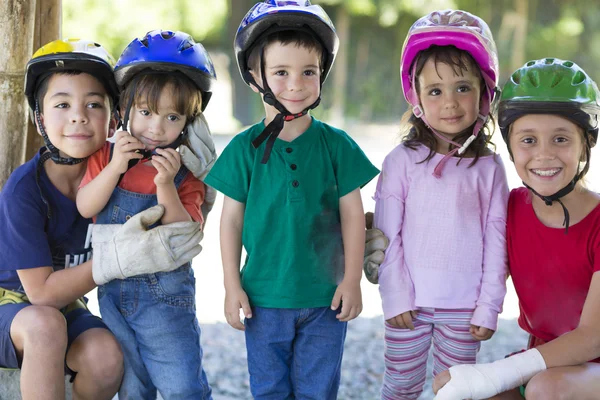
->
[471,305,499,331]
[380,290,415,321]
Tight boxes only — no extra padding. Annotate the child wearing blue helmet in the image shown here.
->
[205,1,379,398]
[76,30,216,399]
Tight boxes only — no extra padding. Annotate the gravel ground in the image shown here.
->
[200,316,529,400]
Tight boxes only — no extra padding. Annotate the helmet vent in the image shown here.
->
[94,42,101,47]
[526,61,536,67]
[550,74,562,88]
[573,71,586,85]
[161,31,174,39]
[511,72,521,84]
[140,38,149,47]
[544,58,555,65]
[563,61,574,67]
[527,71,540,87]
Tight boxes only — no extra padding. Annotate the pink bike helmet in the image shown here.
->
[400,10,499,176]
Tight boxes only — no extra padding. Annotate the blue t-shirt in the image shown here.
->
[0,149,92,291]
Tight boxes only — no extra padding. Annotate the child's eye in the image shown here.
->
[428,88,441,96]
[55,103,69,109]
[167,114,181,122]
[304,69,317,76]
[274,70,287,76]
[521,137,535,144]
[87,102,103,109]
[139,109,150,116]
[555,136,569,143]
[457,85,471,93]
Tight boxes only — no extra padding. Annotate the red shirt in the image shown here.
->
[507,188,600,359]
[80,142,205,223]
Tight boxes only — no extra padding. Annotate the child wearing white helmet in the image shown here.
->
[371,10,509,399]
[205,1,379,398]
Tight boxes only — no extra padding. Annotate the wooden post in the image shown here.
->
[0,0,37,188]
[25,0,62,161]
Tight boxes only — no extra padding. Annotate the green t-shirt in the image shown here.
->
[205,117,379,308]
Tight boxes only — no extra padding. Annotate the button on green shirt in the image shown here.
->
[205,117,379,308]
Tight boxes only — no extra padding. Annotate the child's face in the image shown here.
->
[39,73,114,159]
[127,84,187,150]
[418,58,481,139]
[509,114,585,196]
[252,41,321,115]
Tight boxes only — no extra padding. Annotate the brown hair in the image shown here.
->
[402,45,495,167]
[36,70,113,113]
[120,72,202,121]
[247,30,324,74]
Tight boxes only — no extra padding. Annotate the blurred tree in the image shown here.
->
[55,0,600,124]
[62,0,227,60]
[227,0,262,127]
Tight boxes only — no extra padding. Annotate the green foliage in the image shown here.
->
[62,0,600,123]
[62,0,227,60]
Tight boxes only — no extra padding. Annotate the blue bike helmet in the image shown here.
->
[235,0,339,86]
[115,29,216,111]
[234,1,339,164]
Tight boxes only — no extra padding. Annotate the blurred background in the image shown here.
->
[63,0,600,130]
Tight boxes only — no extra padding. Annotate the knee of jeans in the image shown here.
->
[20,306,68,350]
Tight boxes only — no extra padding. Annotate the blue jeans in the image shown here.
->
[98,265,211,400]
[245,306,347,400]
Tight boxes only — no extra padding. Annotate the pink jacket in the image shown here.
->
[374,144,509,330]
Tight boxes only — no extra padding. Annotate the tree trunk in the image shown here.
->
[329,6,349,127]
[0,0,37,189]
[25,0,61,161]
[228,0,258,127]
[512,0,528,71]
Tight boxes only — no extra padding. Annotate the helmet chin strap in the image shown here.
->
[524,143,591,234]
[35,100,87,166]
[34,99,88,222]
[249,47,321,164]
[409,60,495,178]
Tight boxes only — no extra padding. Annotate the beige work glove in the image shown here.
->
[363,212,389,284]
[179,113,217,225]
[91,205,203,285]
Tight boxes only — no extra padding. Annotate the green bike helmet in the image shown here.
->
[498,58,600,233]
[499,58,600,147]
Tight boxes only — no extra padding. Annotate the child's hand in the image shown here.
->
[224,286,252,331]
[109,131,145,174]
[432,369,452,394]
[386,310,418,330]
[152,148,181,186]
[470,324,494,341]
[331,278,362,322]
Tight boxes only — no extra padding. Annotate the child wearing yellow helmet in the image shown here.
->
[0,38,203,398]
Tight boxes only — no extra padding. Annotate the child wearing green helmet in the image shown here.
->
[433,58,600,399]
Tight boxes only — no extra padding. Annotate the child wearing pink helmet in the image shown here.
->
[371,10,509,399]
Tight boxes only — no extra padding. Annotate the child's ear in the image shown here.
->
[248,69,261,94]
[108,114,118,138]
[33,111,44,136]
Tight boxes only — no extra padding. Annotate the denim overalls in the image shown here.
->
[96,153,211,400]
